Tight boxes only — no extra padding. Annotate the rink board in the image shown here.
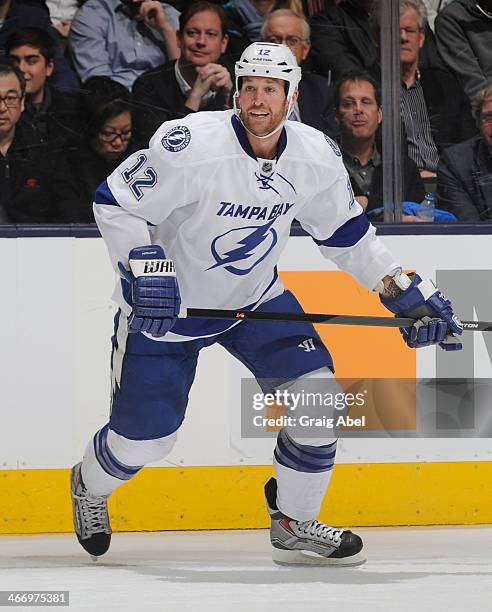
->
[1,233,491,533]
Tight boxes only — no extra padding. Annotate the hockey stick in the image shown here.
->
[180,308,492,332]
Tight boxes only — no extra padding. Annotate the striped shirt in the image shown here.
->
[401,75,439,172]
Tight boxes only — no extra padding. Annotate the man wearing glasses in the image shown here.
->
[437,80,492,221]
[0,63,74,222]
[261,9,337,136]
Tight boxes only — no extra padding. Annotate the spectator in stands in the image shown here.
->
[310,0,377,81]
[225,0,276,45]
[0,0,79,90]
[435,0,492,108]
[69,0,180,90]
[437,80,492,222]
[371,0,476,187]
[260,8,337,134]
[0,63,76,223]
[310,0,444,83]
[335,70,425,218]
[62,77,135,222]
[7,28,82,148]
[132,1,233,146]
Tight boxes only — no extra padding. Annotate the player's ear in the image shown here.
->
[291,88,299,105]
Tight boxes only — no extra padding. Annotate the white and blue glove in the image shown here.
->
[118,245,181,337]
[381,273,463,351]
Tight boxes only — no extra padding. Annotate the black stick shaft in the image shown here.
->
[181,308,492,332]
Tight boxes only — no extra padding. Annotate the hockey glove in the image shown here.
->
[380,273,463,351]
[118,245,181,338]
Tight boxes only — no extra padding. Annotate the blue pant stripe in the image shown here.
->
[94,426,143,481]
[274,447,334,473]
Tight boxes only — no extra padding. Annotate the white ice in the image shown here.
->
[1,527,492,612]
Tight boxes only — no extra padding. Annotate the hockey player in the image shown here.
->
[71,42,462,566]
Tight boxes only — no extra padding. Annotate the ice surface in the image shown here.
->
[0,527,491,612]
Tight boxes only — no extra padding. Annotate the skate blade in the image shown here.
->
[90,555,99,563]
[272,548,366,567]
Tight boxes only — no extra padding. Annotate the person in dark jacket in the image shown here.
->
[435,0,492,108]
[0,63,78,223]
[132,1,233,147]
[6,27,82,149]
[63,77,135,222]
[335,70,425,218]
[260,8,337,136]
[437,80,492,222]
[310,0,443,82]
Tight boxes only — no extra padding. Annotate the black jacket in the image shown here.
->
[298,73,337,137]
[61,139,135,223]
[309,0,445,81]
[132,59,234,147]
[418,67,477,154]
[20,85,83,150]
[435,0,492,105]
[0,123,78,223]
[437,135,492,222]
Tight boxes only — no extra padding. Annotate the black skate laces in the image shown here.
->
[297,519,344,544]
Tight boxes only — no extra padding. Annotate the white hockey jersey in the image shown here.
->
[94,110,399,341]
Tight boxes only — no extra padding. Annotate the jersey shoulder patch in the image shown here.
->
[161,125,191,152]
[324,134,342,157]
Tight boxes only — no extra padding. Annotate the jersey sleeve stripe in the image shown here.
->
[94,179,121,207]
[311,213,370,248]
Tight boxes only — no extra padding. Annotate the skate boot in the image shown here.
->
[71,462,112,560]
[264,477,365,566]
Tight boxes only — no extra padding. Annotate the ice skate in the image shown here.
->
[71,462,112,560]
[264,478,365,566]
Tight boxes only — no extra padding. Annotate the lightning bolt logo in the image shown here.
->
[161,126,191,152]
[208,217,278,276]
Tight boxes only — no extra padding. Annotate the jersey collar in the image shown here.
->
[231,115,287,162]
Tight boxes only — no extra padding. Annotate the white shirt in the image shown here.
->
[94,110,398,341]
[46,0,78,23]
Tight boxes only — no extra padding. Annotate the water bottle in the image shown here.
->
[418,192,436,222]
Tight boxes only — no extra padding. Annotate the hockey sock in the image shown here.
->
[81,424,177,496]
[273,429,337,521]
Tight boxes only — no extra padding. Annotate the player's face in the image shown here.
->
[479,99,492,148]
[336,79,382,141]
[262,14,310,66]
[399,9,424,66]
[8,45,54,102]
[92,111,132,162]
[178,10,228,68]
[0,73,25,137]
[237,76,291,137]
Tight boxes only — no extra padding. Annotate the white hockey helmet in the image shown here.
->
[234,42,302,105]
